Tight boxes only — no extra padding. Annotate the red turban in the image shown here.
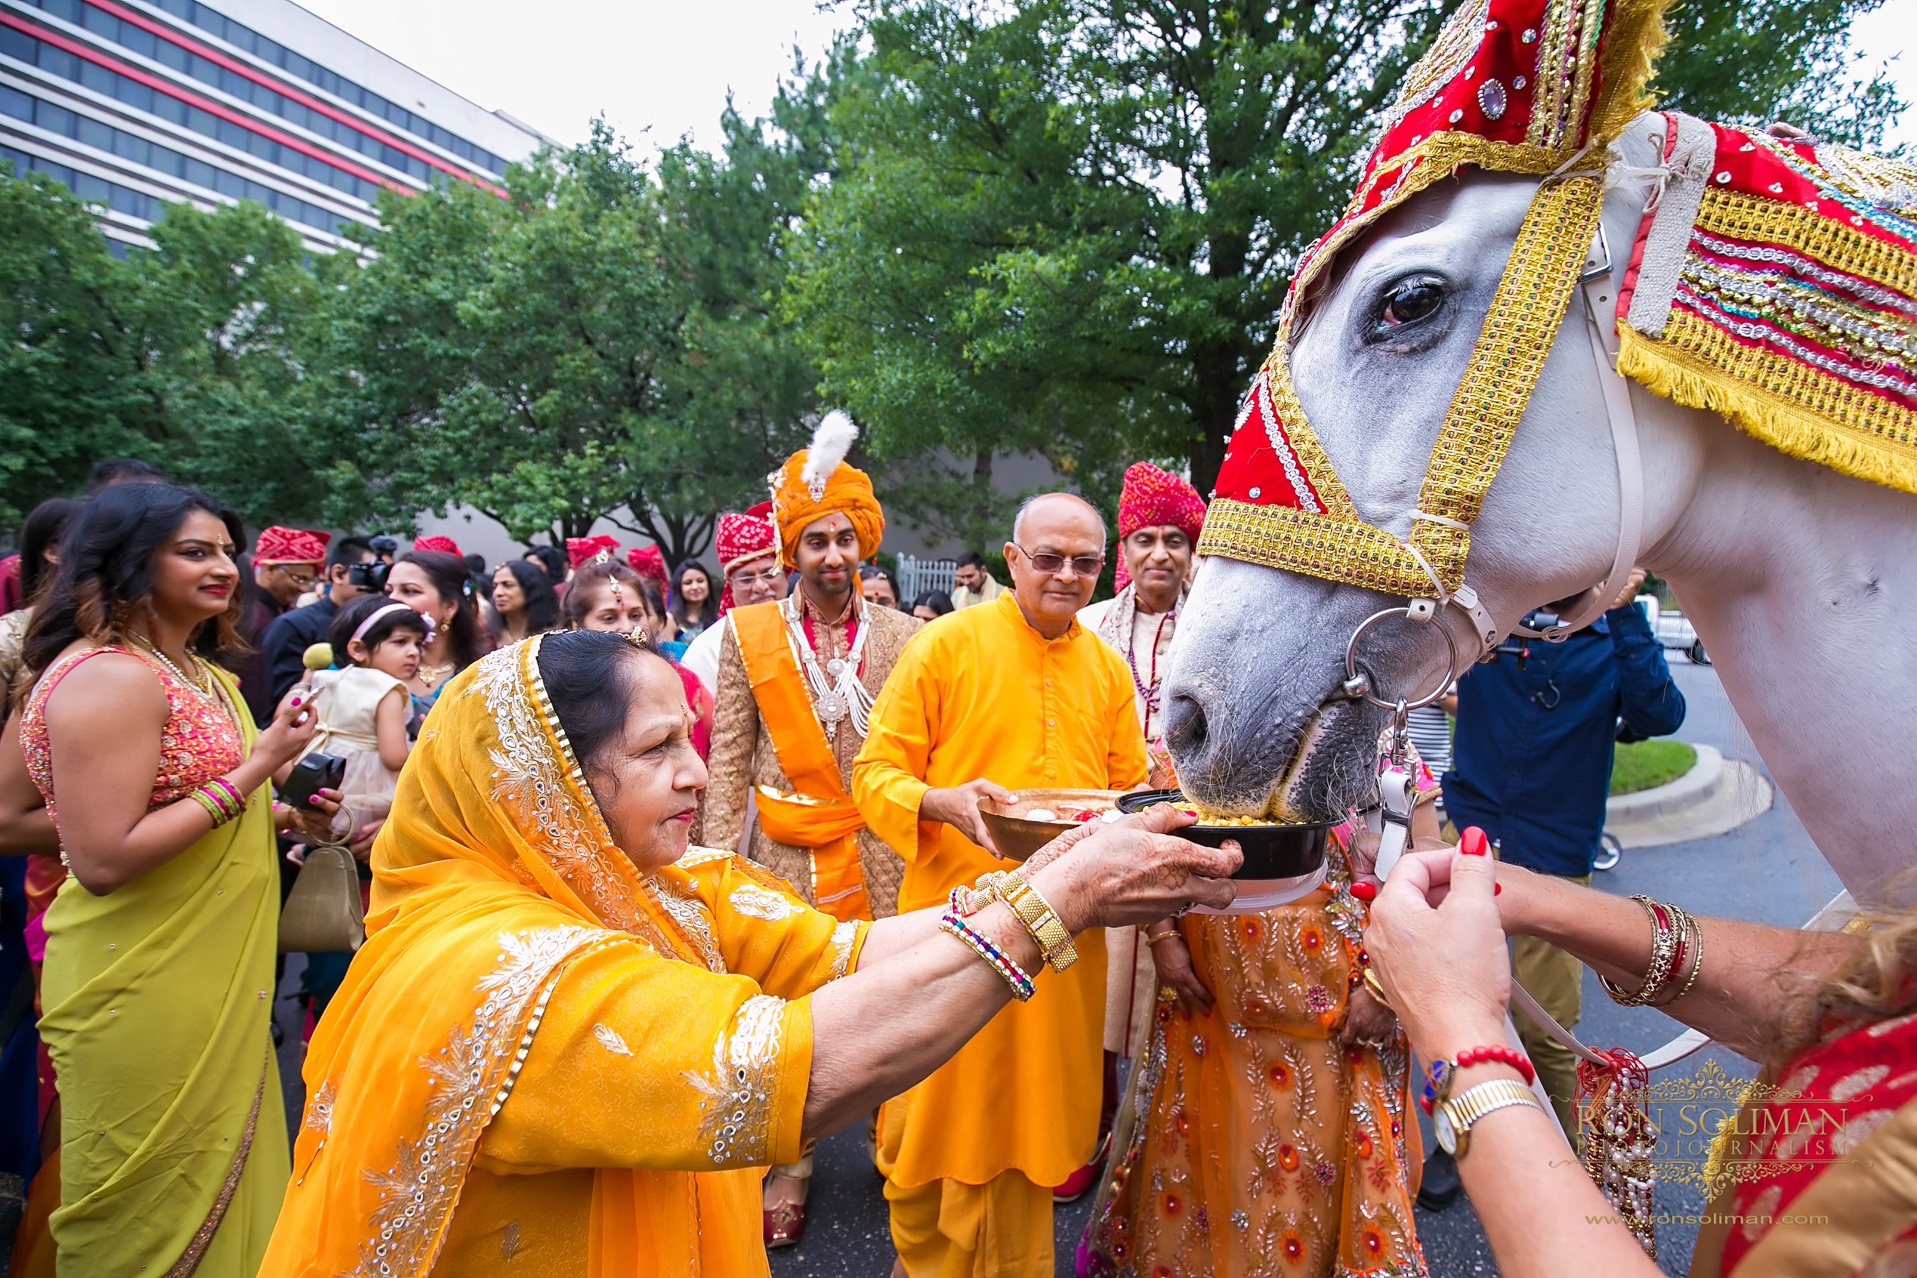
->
[716,503,777,574]
[1114,461,1206,591]
[714,502,778,617]
[412,534,461,557]
[254,526,330,565]
[627,544,668,590]
[767,411,884,568]
[565,534,621,572]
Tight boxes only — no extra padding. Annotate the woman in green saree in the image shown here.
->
[17,483,321,1275]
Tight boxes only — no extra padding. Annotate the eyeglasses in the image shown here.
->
[1014,545,1104,578]
[728,565,783,588]
[276,567,318,587]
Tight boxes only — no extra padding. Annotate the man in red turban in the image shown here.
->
[242,526,330,720]
[680,503,783,694]
[1073,460,1205,1199]
[700,413,919,1247]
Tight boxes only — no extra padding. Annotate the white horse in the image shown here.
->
[1163,112,1917,908]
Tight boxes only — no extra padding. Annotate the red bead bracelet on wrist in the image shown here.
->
[1453,1044,1536,1086]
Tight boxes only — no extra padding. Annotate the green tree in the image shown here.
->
[0,167,152,526]
[315,120,818,561]
[0,166,330,529]
[783,0,1906,536]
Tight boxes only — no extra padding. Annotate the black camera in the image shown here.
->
[281,751,347,810]
[346,560,391,592]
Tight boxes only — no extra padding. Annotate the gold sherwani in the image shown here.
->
[700,595,919,918]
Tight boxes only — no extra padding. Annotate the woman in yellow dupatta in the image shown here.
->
[261,628,1244,1276]
[1369,839,1917,1277]
[17,484,324,1275]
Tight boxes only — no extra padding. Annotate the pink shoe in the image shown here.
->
[1054,1133,1112,1203]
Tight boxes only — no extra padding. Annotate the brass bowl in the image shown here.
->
[976,788,1125,862]
[1116,789,1336,880]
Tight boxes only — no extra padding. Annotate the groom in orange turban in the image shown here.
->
[700,411,920,1247]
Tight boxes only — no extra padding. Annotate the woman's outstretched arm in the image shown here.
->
[802,807,1237,1138]
[1494,860,1857,1061]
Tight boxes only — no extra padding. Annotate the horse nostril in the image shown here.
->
[1165,692,1207,754]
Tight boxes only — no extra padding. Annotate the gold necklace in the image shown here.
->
[418,662,454,690]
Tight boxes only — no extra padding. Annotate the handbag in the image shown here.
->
[277,804,366,955]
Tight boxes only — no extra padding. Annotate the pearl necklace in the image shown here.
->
[137,640,215,703]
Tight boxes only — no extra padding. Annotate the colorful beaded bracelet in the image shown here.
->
[939,911,1035,1002]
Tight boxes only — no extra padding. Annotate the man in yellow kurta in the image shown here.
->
[853,492,1147,1277]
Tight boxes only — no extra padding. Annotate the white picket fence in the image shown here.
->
[895,555,957,603]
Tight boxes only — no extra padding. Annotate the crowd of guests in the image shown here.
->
[0,436,1908,1278]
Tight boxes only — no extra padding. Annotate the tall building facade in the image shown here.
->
[0,0,546,252]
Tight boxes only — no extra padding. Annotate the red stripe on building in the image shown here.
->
[84,0,506,197]
[1,9,407,195]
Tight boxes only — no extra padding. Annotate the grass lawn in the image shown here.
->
[1610,739,1697,795]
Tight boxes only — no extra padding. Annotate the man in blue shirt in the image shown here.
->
[1444,570,1686,1143]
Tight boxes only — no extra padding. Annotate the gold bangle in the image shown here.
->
[1145,929,1183,948]
[1361,967,1394,1010]
[994,876,1078,973]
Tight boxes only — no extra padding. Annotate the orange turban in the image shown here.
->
[768,411,884,568]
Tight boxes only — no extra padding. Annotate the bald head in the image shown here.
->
[1006,491,1108,639]
[1012,492,1106,552]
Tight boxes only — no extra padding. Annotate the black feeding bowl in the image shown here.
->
[1115,790,1335,881]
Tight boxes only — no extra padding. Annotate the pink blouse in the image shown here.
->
[20,645,244,827]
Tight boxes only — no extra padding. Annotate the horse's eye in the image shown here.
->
[1378,279,1444,329]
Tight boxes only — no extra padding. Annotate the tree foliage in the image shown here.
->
[0,170,321,528]
[314,120,819,561]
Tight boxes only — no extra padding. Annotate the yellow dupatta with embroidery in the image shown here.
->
[259,637,865,1277]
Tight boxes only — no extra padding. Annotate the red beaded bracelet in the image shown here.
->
[1453,1044,1536,1086]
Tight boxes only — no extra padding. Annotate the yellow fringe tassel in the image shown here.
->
[1617,326,1917,496]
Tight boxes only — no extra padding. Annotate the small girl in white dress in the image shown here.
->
[296,596,427,828]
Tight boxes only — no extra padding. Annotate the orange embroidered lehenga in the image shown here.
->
[258,637,866,1277]
[1081,755,1437,1278]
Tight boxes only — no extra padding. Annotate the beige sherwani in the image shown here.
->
[698,594,920,918]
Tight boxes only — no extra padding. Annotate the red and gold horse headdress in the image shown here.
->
[1200,0,1668,601]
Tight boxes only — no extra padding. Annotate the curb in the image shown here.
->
[1605,744,1773,849]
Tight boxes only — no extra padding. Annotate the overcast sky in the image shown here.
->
[298,0,1915,154]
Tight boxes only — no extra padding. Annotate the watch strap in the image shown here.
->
[996,877,1078,972]
[1441,1079,1545,1158]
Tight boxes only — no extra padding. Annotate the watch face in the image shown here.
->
[1434,1107,1458,1155]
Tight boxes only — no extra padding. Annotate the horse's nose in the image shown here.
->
[1163,687,1209,767]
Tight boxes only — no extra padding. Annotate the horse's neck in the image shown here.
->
[1655,420,1917,907]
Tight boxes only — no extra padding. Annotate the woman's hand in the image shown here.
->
[1028,802,1238,932]
[1148,926,1214,1015]
[1346,827,1453,899]
[1366,838,1511,1060]
[252,685,320,773]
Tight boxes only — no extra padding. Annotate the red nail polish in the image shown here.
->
[1461,827,1489,856]
[1349,881,1376,901]
[290,697,302,707]
[1495,883,1503,895]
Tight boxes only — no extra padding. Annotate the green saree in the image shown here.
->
[35,661,288,1276]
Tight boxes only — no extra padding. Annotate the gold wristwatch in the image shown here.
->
[1434,1079,1545,1159]
[994,877,1078,972]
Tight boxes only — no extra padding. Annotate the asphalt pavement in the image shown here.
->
[266,660,1832,1276]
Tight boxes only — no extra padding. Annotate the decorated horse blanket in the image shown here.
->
[1616,111,1917,493]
